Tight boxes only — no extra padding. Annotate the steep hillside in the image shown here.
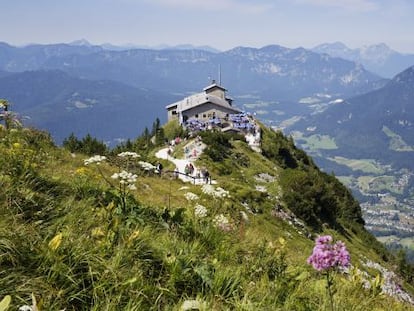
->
[287,66,414,259]
[0,122,413,310]
[292,65,414,168]
[0,70,179,144]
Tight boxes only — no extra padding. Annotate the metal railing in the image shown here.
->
[162,170,211,184]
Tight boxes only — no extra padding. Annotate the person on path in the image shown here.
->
[204,170,210,184]
[156,162,163,175]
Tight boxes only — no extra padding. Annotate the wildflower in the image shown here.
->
[201,184,229,198]
[307,235,350,271]
[48,233,63,251]
[84,155,106,165]
[18,306,33,311]
[127,184,137,191]
[240,211,249,222]
[194,204,208,218]
[112,170,137,183]
[184,192,199,201]
[75,167,88,175]
[118,151,140,158]
[138,160,156,171]
[307,235,350,311]
[213,214,232,231]
[181,299,202,311]
[91,227,105,237]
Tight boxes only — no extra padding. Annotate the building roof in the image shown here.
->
[166,83,240,114]
[203,82,226,92]
[166,91,240,113]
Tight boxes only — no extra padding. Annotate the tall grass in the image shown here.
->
[1,127,413,310]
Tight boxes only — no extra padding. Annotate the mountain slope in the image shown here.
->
[0,70,178,144]
[292,65,414,167]
[0,42,103,72]
[313,42,414,78]
[0,42,384,102]
[287,66,414,254]
[0,123,413,310]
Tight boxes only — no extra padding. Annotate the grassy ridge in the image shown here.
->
[0,126,413,310]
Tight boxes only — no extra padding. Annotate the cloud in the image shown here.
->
[296,0,379,12]
[145,0,273,14]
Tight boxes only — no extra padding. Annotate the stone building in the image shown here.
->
[166,81,240,124]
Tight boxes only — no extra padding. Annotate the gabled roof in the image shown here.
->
[166,83,240,114]
[181,94,239,113]
[166,92,240,113]
[203,82,226,92]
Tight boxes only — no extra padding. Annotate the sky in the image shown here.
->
[1,0,413,53]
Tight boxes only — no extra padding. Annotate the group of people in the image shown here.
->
[184,162,195,176]
[174,163,210,184]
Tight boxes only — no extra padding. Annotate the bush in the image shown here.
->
[63,133,107,155]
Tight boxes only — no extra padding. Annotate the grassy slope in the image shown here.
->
[0,126,413,310]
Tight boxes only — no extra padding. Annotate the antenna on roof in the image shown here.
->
[218,64,222,85]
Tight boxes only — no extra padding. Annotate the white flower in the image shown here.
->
[112,170,137,189]
[201,184,229,198]
[127,184,137,191]
[213,214,232,231]
[181,300,201,311]
[19,306,33,311]
[240,211,249,222]
[84,155,106,165]
[215,187,229,198]
[118,151,140,158]
[184,192,199,201]
[194,204,207,218]
[138,161,156,171]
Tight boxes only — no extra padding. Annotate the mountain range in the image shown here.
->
[312,42,414,78]
[0,41,388,144]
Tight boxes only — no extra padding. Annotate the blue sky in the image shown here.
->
[2,0,413,53]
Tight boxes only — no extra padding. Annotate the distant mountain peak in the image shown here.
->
[393,65,414,83]
[69,39,92,47]
[313,41,350,51]
[312,42,414,78]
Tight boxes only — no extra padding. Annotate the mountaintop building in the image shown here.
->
[165,80,241,125]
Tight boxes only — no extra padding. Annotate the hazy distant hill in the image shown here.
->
[0,70,178,144]
[42,44,384,101]
[312,42,414,78]
[0,42,384,102]
[291,65,414,168]
[0,42,103,72]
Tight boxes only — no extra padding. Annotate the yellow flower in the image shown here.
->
[12,142,21,148]
[91,227,105,237]
[128,230,140,244]
[48,233,63,251]
[75,167,88,175]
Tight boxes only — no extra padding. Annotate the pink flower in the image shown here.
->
[307,235,350,271]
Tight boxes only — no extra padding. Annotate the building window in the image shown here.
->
[195,114,199,118]
[172,110,177,115]
[203,114,206,118]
